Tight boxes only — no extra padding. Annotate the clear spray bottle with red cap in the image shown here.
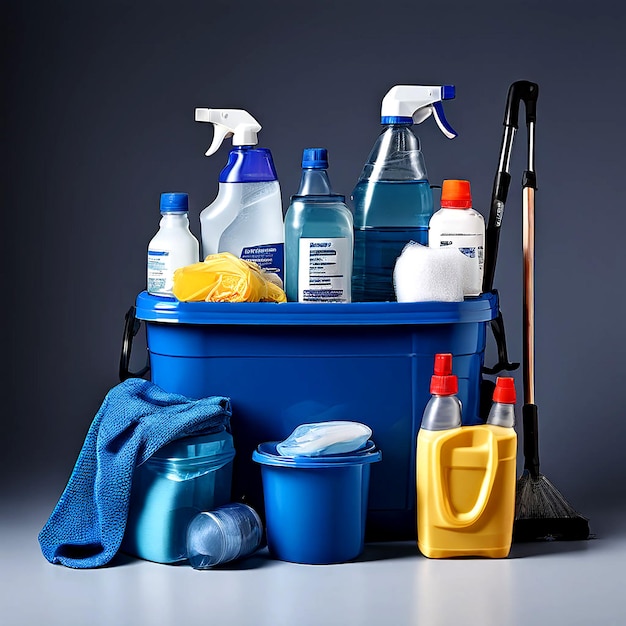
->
[419,353,462,431]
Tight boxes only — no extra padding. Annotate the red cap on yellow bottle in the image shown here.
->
[493,377,516,404]
[430,353,458,396]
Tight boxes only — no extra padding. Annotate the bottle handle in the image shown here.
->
[433,429,498,528]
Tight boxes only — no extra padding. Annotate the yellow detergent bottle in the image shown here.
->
[417,362,517,558]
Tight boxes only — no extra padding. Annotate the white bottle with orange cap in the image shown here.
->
[428,179,485,296]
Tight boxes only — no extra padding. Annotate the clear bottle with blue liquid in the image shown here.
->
[284,148,353,303]
[352,85,458,302]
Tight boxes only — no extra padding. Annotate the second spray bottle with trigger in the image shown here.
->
[195,108,285,282]
[352,85,457,302]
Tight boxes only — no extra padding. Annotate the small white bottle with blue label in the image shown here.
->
[147,192,199,297]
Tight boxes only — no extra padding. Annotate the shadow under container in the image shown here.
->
[128,291,499,540]
[122,429,236,564]
[253,441,382,564]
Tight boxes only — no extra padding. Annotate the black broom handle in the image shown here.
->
[483,81,539,293]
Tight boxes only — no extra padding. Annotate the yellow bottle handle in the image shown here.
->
[432,429,497,529]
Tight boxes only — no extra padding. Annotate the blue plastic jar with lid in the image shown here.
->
[122,428,236,563]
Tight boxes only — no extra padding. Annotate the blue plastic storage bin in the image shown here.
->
[253,441,382,564]
[129,291,498,539]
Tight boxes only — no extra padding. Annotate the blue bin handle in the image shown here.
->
[119,306,150,381]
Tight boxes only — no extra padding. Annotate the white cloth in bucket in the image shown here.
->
[393,241,466,303]
[276,421,372,457]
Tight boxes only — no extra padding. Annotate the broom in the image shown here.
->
[513,85,589,541]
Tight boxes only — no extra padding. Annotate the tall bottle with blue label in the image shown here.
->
[352,85,457,301]
[195,108,285,282]
[284,148,353,303]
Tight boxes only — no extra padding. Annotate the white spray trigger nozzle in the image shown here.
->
[195,108,262,156]
[381,85,457,139]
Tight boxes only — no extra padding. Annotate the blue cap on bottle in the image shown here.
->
[301,148,328,169]
[160,192,189,213]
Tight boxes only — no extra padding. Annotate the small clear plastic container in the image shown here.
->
[186,502,264,569]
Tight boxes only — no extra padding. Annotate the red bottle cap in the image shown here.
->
[440,179,472,209]
[493,377,516,404]
[430,353,458,396]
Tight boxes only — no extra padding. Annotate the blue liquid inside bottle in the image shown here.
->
[284,148,353,303]
[352,178,434,302]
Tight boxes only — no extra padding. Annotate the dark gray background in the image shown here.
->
[2,0,624,518]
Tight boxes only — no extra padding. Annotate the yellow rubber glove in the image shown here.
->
[172,252,286,303]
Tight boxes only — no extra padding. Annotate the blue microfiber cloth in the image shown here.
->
[38,378,231,569]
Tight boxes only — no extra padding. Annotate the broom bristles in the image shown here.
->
[514,470,590,542]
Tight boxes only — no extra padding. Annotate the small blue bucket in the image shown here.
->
[252,441,382,564]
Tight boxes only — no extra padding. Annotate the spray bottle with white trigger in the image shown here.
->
[352,85,457,302]
[195,108,285,282]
